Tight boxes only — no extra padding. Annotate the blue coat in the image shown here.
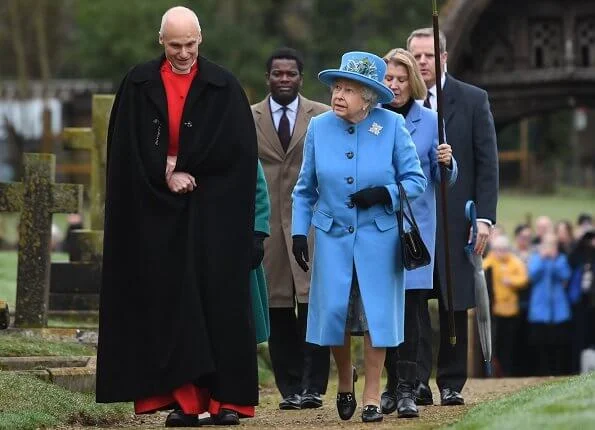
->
[292,108,427,347]
[404,102,458,290]
[527,253,572,324]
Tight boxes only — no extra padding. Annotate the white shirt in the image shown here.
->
[270,96,299,134]
[425,74,446,112]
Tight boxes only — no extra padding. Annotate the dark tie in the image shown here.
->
[278,106,291,151]
[423,92,432,110]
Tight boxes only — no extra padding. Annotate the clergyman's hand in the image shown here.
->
[165,156,177,181]
[167,172,197,194]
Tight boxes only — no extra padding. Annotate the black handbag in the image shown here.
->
[397,183,431,270]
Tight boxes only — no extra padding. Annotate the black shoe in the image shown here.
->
[414,381,434,406]
[440,388,465,406]
[396,382,419,418]
[279,393,302,410]
[300,391,323,409]
[361,405,383,423]
[380,388,398,415]
[165,410,199,427]
[212,408,240,426]
[336,367,357,420]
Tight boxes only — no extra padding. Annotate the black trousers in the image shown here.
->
[418,295,469,392]
[494,316,519,377]
[268,303,330,398]
[385,289,426,387]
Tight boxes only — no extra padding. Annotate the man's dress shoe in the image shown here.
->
[300,391,323,409]
[414,381,434,406]
[165,410,199,427]
[279,393,302,410]
[440,388,465,406]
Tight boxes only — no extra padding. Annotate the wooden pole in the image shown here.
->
[433,0,456,345]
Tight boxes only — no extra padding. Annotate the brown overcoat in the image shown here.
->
[252,95,330,307]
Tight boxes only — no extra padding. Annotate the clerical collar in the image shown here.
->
[270,96,299,113]
[383,97,414,118]
[167,59,198,75]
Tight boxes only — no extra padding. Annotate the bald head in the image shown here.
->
[159,6,201,37]
[158,6,202,74]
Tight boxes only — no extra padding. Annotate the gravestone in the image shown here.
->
[50,95,114,311]
[0,153,83,327]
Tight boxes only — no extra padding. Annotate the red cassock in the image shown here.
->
[133,59,254,418]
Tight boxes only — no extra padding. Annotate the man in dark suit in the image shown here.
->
[252,48,330,411]
[407,28,499,406]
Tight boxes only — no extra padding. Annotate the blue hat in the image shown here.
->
[318,51,394,104]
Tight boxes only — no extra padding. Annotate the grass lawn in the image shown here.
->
[0,372,131,430]
[0,251,68,308]
[0,332,95,357]
[450,372,595,430]
[496,186,595,235]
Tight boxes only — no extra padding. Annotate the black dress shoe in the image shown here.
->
[165,410,199,427]
[380,388,398,414]
[279,393,302,410]
[440,388,465,406]
[414,381,434,406]
[396,382,419,418]
[212,408,240,426]
[336,367,357,420]
[300,391,323,409]
[361,405,383,423]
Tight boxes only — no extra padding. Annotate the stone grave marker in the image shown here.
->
[50,94,114,312]
[0,153,83,327]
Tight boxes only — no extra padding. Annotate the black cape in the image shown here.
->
[96,55,258,406]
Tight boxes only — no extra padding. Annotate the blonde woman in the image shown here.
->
[381,48,457,418]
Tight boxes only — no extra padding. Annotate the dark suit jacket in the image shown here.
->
[434,74,499,310]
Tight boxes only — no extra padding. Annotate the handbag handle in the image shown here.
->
[397,182,421,232]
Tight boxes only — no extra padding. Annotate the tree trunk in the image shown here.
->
[8,0,29,98]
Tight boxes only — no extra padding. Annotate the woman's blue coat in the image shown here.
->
[292,108,426,347]
[404,101,458,290]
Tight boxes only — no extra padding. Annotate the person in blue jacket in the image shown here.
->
[291,51,426,423]
[527,232,572,376]
[380,48,457,418]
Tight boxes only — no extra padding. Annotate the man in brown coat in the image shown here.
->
[252,47,330,410]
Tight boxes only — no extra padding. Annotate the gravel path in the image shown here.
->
[64,377,556,429]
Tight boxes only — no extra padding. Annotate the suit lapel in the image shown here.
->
[286,95,311,155]
[255,96,285,159]
[443,75,456,126]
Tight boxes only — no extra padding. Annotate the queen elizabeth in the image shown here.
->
[291,51,426,423]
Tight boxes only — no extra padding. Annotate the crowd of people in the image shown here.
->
[92,5,588,428]
[484,213,595,377]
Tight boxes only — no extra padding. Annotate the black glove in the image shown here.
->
[350,186,391,209]
[292,235,309,272]
[251,232,267,269]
